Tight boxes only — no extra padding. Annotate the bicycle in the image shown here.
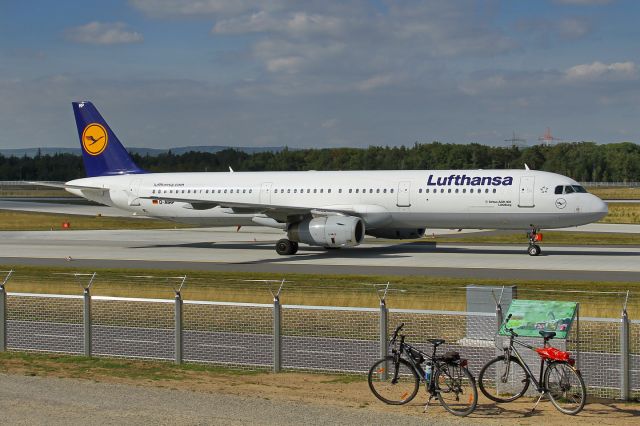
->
[368,323,478,417]
[477,314,586,415]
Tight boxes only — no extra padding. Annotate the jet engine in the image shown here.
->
[366,228,425,239]
[288,215,365,248]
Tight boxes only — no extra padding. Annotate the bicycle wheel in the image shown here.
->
[544,361,586,415]
[478,355,530,402]
[368,356,420,405]
[435,364,478,417]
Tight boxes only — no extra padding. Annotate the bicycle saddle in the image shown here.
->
[539,330,556,340]
[428,338,445,347]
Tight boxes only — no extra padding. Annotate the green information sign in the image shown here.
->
[500,299,578,339]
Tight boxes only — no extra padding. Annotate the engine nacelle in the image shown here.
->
[288,215,365,247]
[366,228,426,239]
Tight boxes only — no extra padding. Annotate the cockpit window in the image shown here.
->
[572,185,587,193]
[564,186,575,194]
[554,185,563,195]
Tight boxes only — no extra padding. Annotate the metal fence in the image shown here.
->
[0,277,638,401]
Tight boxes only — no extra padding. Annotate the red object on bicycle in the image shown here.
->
[535,346,570,361]
[534,233,543,242]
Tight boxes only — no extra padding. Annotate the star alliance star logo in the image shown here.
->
[540,186,549,193]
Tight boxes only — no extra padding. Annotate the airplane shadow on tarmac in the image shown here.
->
[130,240,640,265]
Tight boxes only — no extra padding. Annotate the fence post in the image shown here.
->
[83,287,91,357]
[379,298,388,380]
[273,294,281,373]
[0,270,13,352]
[171,275,187,365]
[267,279,285,374]
[380,298,388,358]
[175,290,183,365]
[621,292,630,400]
[75,272,96,358]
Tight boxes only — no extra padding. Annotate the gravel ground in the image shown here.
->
[0,373,465,426]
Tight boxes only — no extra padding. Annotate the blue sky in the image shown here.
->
[1,0,639,149]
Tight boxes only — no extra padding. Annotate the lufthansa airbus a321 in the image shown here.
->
[51,102,608,256]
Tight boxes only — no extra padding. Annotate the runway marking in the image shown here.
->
[114,338,160,344]
[200,344,248,350]
[296,349,345,355]
[34,333,74,339]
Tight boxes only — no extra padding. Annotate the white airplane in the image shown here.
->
[58,102,608,256]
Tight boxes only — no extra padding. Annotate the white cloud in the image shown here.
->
[565,61,637,81]
[356,74,395,92]
[213,11,348,38]
[65,22,143,45]
[558,18,591,38]
[129,0,285,18]
[266,56,304,73]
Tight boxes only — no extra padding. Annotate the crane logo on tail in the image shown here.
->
[82,123,108,156]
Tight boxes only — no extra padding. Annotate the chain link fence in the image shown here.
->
[0,270,637,400]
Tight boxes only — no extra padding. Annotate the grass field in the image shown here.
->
[432,230,640,245]
[588,186,640,200]
[0,264,635,319]
[0,200,639,232]
[600,202,640,224]
[0,210,188,231]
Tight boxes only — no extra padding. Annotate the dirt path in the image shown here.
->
[1,354,639,424]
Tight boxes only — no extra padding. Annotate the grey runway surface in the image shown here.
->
[0,226,639,281]
[1,198,639,281]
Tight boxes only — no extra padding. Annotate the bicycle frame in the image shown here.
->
[502,334,548,393]
[392,335,458,394]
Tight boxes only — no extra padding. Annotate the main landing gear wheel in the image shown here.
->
[275,239,298,255]
[528,244,541,256]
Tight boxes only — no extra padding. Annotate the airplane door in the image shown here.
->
[397,181,411,207]
[518,176,535,207]
[260,182,272,204]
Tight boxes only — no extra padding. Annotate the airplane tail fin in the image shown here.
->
[72,101,145,177]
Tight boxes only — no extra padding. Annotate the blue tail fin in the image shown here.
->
[72,101,145,177]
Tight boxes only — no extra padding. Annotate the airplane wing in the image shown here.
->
[142,194,381,223]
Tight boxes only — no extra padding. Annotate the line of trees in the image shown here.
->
[0,142,638,182]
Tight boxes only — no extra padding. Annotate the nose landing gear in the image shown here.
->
[527,228,542,256]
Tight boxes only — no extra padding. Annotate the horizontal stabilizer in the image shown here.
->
[27,181,104,191]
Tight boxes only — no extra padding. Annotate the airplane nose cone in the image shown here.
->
[593,197,608,220]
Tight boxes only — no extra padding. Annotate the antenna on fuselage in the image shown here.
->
[229,166,234,172]
[524,164,530,171]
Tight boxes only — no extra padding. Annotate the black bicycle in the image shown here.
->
[477,314,586,415]
[368,323,478,417]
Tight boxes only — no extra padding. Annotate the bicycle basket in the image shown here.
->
[535,346,570,361]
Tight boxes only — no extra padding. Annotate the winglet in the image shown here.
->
[72,101,145,177]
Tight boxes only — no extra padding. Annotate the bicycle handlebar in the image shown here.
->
[390,323,404,344]
[503,313,518,337]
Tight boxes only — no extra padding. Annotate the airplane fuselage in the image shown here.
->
[67,169,608,231]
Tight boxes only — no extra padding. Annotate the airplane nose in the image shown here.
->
[593,196,608,220]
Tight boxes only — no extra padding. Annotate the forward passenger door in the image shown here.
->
[397,181,411,207]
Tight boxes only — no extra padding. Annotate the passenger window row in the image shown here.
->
[152,188,254,194]
[151,187,399,195]
[418,188,497,194]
